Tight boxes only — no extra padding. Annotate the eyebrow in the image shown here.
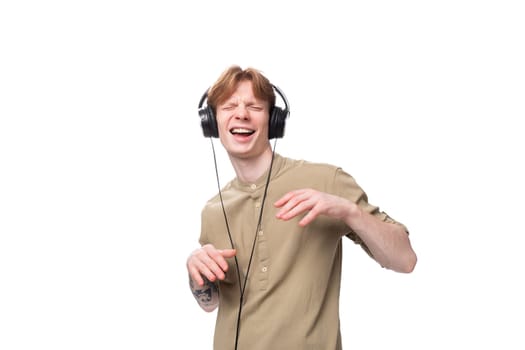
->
[222,98,263,107]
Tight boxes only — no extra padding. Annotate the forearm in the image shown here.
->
[189,276,219,312]
[345,206,417,273]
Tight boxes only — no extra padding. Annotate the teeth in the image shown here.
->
[231,128,254,134]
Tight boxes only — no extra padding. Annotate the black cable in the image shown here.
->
[210,139,243,298]
[210,138,277,350]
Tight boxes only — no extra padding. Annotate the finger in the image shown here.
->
[219,249,236,258]
[187,265,205,286]
[298,206,320,226]
[204,255,228,280]
[213,249,236,273]
[276,191,313,219]
[275,192,302,217]
[202,245,227,272]
[278,199,314,221]
[197,257,224,281]
[191,248,227,281]
[188,267,203,287]
[274,191,297,208]
[274,189,309,207]
[206,249,232,273]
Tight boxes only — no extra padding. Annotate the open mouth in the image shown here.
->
[230,128,255,136]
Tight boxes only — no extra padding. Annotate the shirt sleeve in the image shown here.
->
[198,207,209,246]
[332,168,409,256]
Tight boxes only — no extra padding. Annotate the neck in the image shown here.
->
[229,147,274,184]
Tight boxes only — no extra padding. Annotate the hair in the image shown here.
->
[206,65,276,114]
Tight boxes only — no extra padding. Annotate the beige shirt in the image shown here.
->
[200,154,406,350]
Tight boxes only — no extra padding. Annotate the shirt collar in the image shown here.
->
[231,153,285,193]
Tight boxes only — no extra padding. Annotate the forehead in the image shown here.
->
[226,81,257,100]
[215,80,270,108]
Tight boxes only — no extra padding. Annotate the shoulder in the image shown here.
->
[281,155,342,176]
[275,155,353,192]
[201,181,234,214]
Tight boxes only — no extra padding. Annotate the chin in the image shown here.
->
[221,138,269,160]
[227,150,253,159]
[222,141,251,156]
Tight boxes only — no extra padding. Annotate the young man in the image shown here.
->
[186,65,417,350]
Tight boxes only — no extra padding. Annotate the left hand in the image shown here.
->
[274,188,358,227]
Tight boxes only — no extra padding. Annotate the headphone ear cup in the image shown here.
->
[199,106,219,138]
[269,106,288,139]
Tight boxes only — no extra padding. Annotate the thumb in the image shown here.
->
[219,249,236,258]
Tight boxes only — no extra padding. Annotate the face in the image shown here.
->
[215,80,271,160]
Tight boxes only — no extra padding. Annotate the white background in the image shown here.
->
[1,1,524,349]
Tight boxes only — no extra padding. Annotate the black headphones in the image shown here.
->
[197,84,290,139]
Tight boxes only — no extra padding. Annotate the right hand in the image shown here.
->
[186,244,236,287]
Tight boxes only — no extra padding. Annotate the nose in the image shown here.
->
[234,104,249,120]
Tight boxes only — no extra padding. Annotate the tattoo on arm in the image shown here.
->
[190,277,219,308]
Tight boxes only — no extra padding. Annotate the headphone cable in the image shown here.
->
[210,138,277,350]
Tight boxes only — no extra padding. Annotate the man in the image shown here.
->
[186,65,417,350]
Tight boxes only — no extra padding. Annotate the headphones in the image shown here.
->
[198,84,290,139]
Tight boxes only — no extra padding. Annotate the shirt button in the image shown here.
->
[258,230,264,236]
[250,184,257,190]
[255,202,261,208]
[261,266,268,272]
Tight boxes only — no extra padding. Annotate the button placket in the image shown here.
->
[249,182,269,290]
[257,230,269,290]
